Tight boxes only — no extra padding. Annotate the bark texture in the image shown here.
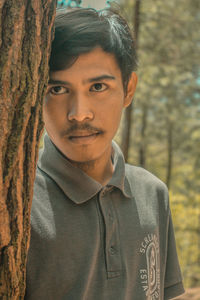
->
[0,0,56,298]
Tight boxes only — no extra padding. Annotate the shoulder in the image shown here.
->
[32,167,50,209]
[34,165,58,194]
[125,164,169,209]
[31,166,60,235]
[126,164,167,190]
[32,166,58,216]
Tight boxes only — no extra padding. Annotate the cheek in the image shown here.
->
[43,101,53,125]
[106,93,124,117]
[97,90,124,110]
[43,96,53,116]
[96,99,124,134]
[43,97,66,124]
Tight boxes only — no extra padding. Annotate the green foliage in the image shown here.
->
[117,0,200,288]
[170,191,200,287]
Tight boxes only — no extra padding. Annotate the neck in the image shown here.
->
[69,146,114,186]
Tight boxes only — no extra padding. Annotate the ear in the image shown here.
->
[123,72,138,108]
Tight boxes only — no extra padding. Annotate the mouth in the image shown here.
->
[68,131,101,145]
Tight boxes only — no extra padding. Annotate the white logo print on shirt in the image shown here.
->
[139,233,160,300]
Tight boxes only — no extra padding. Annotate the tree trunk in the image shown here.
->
[166,121,173,189]
[139,104,148,167]
[121,0,141,162]
[0,1,56,298]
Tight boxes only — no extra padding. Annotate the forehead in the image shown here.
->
[49,47,122,81]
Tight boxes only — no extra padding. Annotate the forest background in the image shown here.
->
[58,0,200,289]
[0,0,198,298]
[118,0,200,289]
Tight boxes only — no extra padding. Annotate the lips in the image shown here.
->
[68,131,101,145]
[69,130,98,137]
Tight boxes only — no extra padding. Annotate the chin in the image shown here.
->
[62,143,103,162]
[65,153,98,172]
[66,153,97,164]
[57,137,112,165]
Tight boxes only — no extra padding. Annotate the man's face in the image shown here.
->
[44,47,137,164]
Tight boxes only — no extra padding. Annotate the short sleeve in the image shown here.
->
[164,211,185,299]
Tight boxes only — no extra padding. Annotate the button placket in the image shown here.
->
[108,211,113,222]
[109,245,116,255]
[99,188,122,278]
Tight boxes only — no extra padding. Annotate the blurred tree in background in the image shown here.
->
[118,0,200,288]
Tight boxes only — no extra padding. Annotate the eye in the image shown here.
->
[90,83,108,92]
[48,86,69,95]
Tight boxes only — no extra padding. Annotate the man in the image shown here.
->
[25,7,185,300]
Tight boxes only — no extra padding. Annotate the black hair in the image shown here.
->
[49,8,137,91]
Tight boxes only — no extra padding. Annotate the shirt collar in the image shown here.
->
[108,141,132,198]
[37,134,132,204]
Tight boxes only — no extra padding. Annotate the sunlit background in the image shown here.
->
[57,0,112,9]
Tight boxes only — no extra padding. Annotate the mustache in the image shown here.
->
[62,123,104,136]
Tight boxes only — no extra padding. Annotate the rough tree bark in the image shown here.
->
[121,0,141,162]
[0,0,56,298]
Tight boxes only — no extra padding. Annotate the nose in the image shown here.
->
[67,93,94,122]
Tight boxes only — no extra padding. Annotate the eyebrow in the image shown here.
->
[48,75,116,85]
[86,75,116,83]
[48,79,70,85]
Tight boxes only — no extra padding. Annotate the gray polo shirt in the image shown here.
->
[25,134,184,300]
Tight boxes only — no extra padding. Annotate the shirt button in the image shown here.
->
[109,246,116,255]
[102,186,113,196]
[101,190,105,197]
[106,185,113,192]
